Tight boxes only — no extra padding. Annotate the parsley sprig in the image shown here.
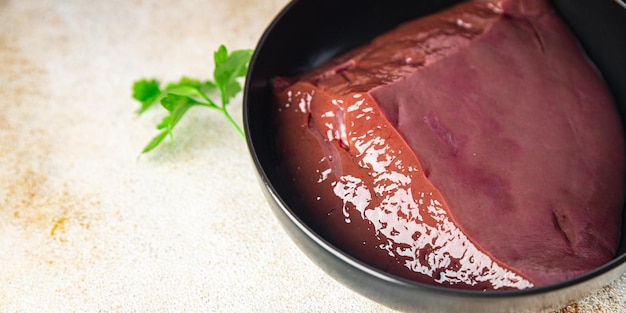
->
[132,45,253,154]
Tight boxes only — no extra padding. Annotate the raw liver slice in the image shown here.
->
[274,85,533,289]
[273,0,624,289]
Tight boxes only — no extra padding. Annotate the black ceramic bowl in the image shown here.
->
[244,0,626,312]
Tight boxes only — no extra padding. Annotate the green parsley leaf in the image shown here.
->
[132,45,252,154]
[142,131,168,154]
[213,46,253,107]
[132,79,162,114]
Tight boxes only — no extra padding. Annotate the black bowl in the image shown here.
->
[243,0,626,312]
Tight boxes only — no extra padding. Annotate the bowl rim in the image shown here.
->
[260,176,626,298]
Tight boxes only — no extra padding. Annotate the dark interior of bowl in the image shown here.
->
[245,0,626,309]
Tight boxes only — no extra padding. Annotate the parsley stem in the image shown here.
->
[198,102,244,139]
[220,107,245,139]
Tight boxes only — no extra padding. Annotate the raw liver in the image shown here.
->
[273,0,624,289]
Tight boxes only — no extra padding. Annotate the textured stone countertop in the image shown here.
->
[0,0,624,312]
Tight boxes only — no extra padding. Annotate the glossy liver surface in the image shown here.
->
[272,0,625,290]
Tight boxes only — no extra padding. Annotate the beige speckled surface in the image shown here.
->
[0,0,624,312]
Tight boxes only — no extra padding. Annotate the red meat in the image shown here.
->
[273,0,624,289]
